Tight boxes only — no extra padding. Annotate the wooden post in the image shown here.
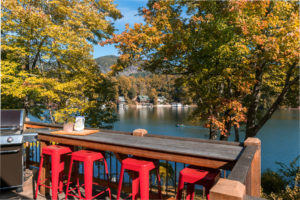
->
[210,178,245,200]
[244,137,261,197]
[39,141,50,197]
[114,129,149,180]
[25,142,30,169]
[132,128,148,136]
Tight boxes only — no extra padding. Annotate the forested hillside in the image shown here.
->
[96,55,142,76]
[95,55,118,73]
[111,74,192,104]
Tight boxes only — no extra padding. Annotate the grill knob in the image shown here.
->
[7,137,13,143]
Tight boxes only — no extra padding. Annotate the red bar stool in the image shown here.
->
[117,157,162,200]
[176,166,220,200]
[65,150,111,200]
[35,145,72,200]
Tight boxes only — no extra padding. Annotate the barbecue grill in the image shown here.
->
[0,109,25,192]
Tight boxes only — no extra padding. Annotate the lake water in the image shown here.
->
[113,107,300,172]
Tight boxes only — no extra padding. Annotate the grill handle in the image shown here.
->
[0,126,19,131]
[0,149,20,154]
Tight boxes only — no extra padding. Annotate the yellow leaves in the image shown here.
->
[2,0,120,123]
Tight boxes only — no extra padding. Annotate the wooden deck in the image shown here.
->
[0,169,198,200]
[19,121,263,200]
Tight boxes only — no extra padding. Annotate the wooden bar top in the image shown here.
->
[35,129,243,162]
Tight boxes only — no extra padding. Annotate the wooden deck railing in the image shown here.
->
[24,121,264,200]
[210,137,262,199]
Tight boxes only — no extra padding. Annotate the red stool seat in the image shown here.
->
[35,145,72,200]
[176,166,220,200]
[117,157,162,200]
[41,145,72,155]
[65,150,111,200]
[71,150,104,162]
[122,158,156,171]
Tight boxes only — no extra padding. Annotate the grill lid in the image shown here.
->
[0,109,25,135]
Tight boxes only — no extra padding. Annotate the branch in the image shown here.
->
[255,65,299,133]
[31,36,47,70]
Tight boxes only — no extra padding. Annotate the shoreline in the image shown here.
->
[124,104,299,110]
[126,104,197,108]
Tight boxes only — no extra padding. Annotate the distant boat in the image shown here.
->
[176,124,185,127]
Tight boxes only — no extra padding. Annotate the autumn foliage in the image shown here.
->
[102,0,299,140]
[1,0,121,127]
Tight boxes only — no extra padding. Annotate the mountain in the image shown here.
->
[95,55,147,76]
[95,55,118,74]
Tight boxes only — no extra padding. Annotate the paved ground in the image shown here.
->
[0,169,38,199]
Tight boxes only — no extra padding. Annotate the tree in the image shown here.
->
[148,88,158,105]
[117,75,132,102]
[1,0,121,126]
[128,87,137,100]
[102,0,299,140]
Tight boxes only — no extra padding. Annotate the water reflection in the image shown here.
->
[114,107,300,172]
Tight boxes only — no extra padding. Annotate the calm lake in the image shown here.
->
[29,107,299,172]
[113,107,300,172]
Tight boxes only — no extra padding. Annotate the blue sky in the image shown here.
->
[93,0,147,58]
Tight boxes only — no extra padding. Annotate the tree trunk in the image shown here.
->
[245,64,299,139]
[220,110,232,141]
[234,124,239,142]
[220,118,231,141]
[48,108,55,123]
[25,55,30,71]
[31,37,47,70]
[245,66,264,138]
[209,126,218,140]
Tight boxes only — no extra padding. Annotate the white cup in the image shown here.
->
[74,116,85,131]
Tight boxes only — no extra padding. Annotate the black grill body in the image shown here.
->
[0,109,25,192]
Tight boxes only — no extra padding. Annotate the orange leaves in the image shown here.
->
[205,13,214,21]
[152,2,161,10]
[119,54,130,62]
[191,15,204,22]
[252,35,265,45]
[204,99,247,136]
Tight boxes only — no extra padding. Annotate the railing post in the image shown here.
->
[244,137,261,197]
[210,178,246,200]
[114,129,149,185]
[39,141,50,197]
[132,128,148,136]
[25,142,30,169]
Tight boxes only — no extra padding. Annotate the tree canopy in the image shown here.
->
[1,0,121,127]
[102,0,299,140]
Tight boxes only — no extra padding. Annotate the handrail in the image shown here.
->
[24,121,62,129]
[228,145,257,184]
[24,121,242,146]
